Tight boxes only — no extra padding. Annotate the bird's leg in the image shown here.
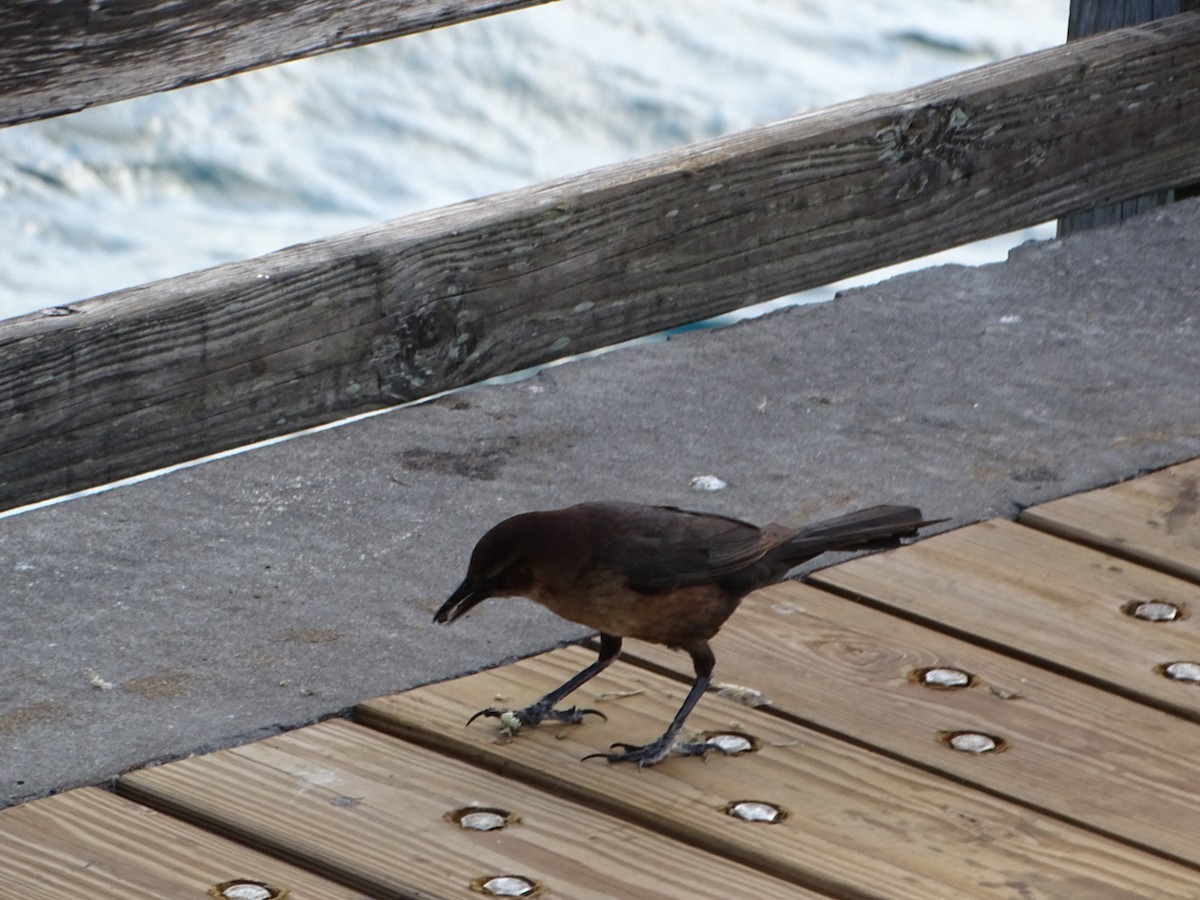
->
[467,634,621,733]
[584,642,717,767]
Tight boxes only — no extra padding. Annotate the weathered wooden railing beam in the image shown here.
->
[4,13,1200,511]
[0,0,555,128]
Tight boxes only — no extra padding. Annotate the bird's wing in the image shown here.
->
[598,505,797,592]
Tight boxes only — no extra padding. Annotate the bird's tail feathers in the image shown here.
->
[780,504,941,561]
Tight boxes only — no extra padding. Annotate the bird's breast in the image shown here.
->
[534,577,739,646]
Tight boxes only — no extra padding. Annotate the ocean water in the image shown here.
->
[0,0,1070,323]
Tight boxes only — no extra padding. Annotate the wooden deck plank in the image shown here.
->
[813,518,1200,719]
[1021,458,1200,585]
[0,786,365,899]
[619,581,1200,867]
[357,646,1200,899]
[119,718,814,900]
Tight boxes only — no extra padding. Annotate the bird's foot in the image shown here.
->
[582,735,713,768]
[466,700,606,735]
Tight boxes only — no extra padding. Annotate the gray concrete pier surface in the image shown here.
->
[3,198,1200,808]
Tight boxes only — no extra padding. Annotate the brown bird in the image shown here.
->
[435,501,935,766]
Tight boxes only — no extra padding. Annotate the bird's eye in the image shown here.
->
[501,565,533,589]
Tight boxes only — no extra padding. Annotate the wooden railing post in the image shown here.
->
[1059,0,1200,235]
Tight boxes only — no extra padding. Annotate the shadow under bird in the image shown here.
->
[435,501,938,766]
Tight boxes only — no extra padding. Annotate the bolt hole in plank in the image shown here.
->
[911,666,977,689]
[938,730,1008,754]
[1121,599,1185,622]
[702,731,762,754]
[1158,661,1200,684]
[470,874,544,897]
[724,800,788,823]
[446,806,518,831]
[208,881,287,900]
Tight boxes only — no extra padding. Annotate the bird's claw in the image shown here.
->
[465,707,518,729]
[558,706,607,724]
[582,737,712,767]
[465,704,606,734]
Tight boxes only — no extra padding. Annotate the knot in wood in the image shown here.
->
[877,101,977,199]
[377,299,480,401]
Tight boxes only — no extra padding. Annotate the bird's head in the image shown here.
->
[433,514,538,625]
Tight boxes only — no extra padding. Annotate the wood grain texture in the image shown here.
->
[5,14,1200,510]
[813,518,1200,720]
[356,646,1200,899]
[0,0,555,128]
[620,581,1200,868]
[0,786,365,899]
[120,718,810,900]
[1021,458,1200,585]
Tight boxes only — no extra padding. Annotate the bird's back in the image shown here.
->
[578,502,795,592]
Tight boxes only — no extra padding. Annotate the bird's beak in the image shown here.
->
[433,577,489,624]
